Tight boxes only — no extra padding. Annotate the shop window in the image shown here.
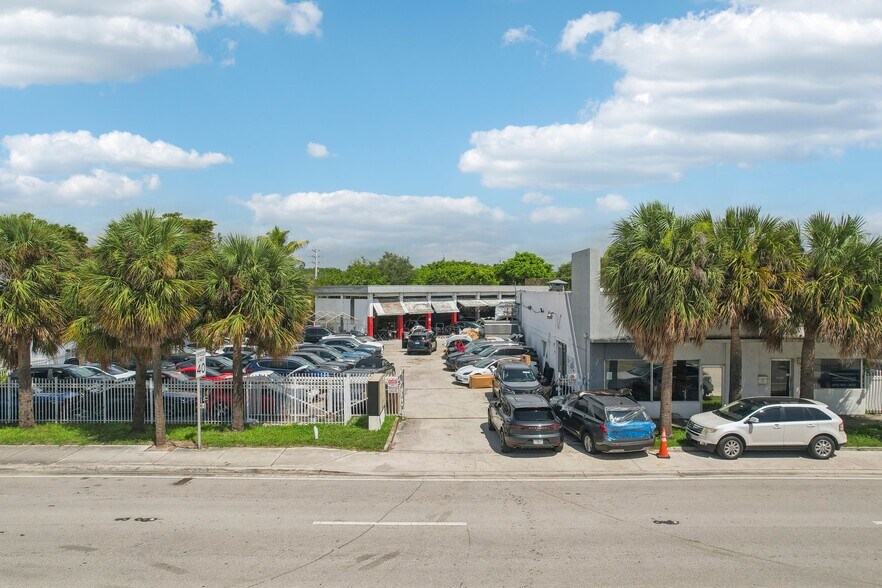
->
[605,360,652,401]
[671,360,701,402]
[814,359,862,389]
[605,359,702,402]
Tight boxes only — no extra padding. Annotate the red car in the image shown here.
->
[177,366,232,381]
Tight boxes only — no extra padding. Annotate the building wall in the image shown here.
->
[519,290,579,380]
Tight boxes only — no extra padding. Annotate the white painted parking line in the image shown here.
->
[313,521,467,527]
[873,521,882,525]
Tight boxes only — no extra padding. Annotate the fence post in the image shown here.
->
[102,380,108,423]
[343,375,352,425]
[54,378,59,423]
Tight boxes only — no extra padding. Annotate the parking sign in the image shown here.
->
[195,348,207,378]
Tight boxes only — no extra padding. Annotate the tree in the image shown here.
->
[376,252,415,285]
[196,235,310,431]
[0,214,75,428]
[556,261,572,284]
[313,267,348,286]
[792,214,882,400]
[161,213,217,253]
[600,203,722,436]
[413,260,500,285]
[78,210,201,443]
[344,258,389,285]
[712,208,803,401]
[495,252,554,285]
[263,226,308,257]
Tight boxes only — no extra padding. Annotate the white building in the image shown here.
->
[518,248,878,418]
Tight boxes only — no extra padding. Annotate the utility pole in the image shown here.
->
[311,248,319,280]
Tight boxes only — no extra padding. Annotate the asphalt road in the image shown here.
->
[1,475,880,587]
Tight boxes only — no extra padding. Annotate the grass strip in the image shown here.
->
[0,416,398,451]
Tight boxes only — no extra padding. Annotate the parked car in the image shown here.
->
[444,340,511,368]
[81,364,137,381]
[205,371,302,421]
[103,373,203,422]
[406,332,437,354]
[320,334,384,353]
[452,344,535,369]
[686,396,847,460]
[177,366,232,381]
[304,326,334,343]
[322,341,373,359]
[550,391,656,454]
[321,338,381,357]
[214,344,257,356]
[347,356,396,375]
[492,362,542,397]
[244,357,327,377]
[297,345,359,365]
[453,356,509,384]
[0,384,83,421]
[175,355,234,374]
[10,364,113,382]
[488,394,564,453]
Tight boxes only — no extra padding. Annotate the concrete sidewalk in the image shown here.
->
[2,442,882,478]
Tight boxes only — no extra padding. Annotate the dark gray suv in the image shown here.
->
[488,394,564,453]
[492,363,541,398]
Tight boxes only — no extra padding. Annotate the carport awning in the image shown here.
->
[457,299,496,308]
[402,301,434,314]
[371,302,406,316]
[431,300,458,313]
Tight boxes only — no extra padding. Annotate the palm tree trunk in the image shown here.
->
[232,343,245,432]
[659,345,674,438]
[799,325,817,400]
[17,336,35,429]
[152,343,166,446]
[729,320,743,402]
[132,355,147,434]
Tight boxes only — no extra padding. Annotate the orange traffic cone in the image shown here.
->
[657,427,670,459]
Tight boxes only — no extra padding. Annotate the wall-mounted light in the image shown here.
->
[546,311,555,319]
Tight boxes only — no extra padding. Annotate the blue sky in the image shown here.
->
[1,0,881,267]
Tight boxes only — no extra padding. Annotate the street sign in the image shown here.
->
[195,348,207,378]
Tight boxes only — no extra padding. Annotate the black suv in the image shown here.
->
[550,390,656,455]
[488,394,564,453]
[406,332,437,354]
[492,362,541,398]
[304,326,334,343]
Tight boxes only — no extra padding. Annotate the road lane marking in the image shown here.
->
[874,521,882,525]
[313,521,467,526]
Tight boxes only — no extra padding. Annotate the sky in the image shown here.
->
[1,0,881,268]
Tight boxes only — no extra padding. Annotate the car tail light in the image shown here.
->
[839,421,845,432]
[509,424,529,430]
[599,424,608,438]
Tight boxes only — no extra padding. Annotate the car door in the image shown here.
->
[744,406,784,447]
[781,406,820,446]
[489,399,504,431]
[572,399,594,437]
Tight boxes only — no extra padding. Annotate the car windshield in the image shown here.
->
[211,356,233,368]
[476,345,503,357]
[106,365,129,375]
[410,334,428,341]
[66,366,99,378]
[503,368,536,382]
[605,407,650,423]
[514,407,556,422]
[715,399,764,421]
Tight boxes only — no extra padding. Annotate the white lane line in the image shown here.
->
[313,521,466,527]
[873,521,882,525]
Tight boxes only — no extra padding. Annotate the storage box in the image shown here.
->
[469,373,493,388]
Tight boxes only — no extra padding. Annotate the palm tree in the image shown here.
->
[78,210,201,443]
[196,235,310,431]
[0,214,75,428]
[264,226,308,257]
[712,208,803,401]
[600,203,722,437]
[793,214,882,400]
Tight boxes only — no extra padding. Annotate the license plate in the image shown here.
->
[532,439,543,445]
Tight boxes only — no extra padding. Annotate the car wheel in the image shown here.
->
[499,435,512,453]
[716,435,744,460]
[213,402,231,422]
[808,435,836,460]
[582,432,598,455]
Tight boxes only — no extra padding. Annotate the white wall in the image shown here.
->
[519,291,579,380]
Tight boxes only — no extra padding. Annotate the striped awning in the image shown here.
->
[431,300,459,313]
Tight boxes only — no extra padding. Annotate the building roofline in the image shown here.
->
[313,285,548,295]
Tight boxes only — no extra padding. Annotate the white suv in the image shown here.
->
[686,397,847,460]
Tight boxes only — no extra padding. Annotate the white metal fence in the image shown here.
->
[0,372,405,425]
[868,370,882,414]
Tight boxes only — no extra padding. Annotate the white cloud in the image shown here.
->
[0,130,229,208]
[557,12,619,55]
[0,1,322,87]
[528,206,583,224]
[596,193,630,212]
[521,191,554,205]
[219,0,321,35]
[240,190,513,261]
[461,3,882,190]
[306,142,332,158]
[3,131,231,175]
[503,25,537,46]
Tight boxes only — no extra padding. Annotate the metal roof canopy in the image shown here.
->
[431,300,458,313]
[371,302,406,316]
[457,299,497,308]
[403,301,433,314]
